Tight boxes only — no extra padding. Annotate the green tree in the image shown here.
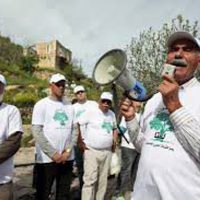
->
[62,59,86,84]
[20,53,39,74]
[0,34,23,65]
[126,15,200,93]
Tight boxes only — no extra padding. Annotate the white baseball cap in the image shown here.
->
[0,74,6,85]
[74,85,85,94]
[167,31,200,51]
[49,73,66,84]
[100,92,113,101]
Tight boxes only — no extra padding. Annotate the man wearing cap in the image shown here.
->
[78,91,117,200]
[72,85,98,197]
[32,73,77,200]
[0,74,23,200]
[120,31,200,200]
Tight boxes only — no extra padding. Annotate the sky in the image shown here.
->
[0,0,199,77]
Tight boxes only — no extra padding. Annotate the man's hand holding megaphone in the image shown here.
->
[120,98,137,122]
[120,64,183,121]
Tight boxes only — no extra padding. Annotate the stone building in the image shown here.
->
[24,40,72,70]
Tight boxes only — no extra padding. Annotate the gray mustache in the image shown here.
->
[170,59,187,67]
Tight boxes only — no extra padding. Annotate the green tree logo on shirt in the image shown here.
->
[76,109,85,118]
[150,111,174,142]
[53,110,68,126]
[101,121,113,134]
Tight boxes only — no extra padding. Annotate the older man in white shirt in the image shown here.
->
[78,92,118,200]
[121,31,200,200]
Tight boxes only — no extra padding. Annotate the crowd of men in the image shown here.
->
[0,30,200,200]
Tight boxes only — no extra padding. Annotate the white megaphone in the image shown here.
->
[93,49,152,102]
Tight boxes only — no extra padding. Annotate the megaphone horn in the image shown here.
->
[92,49,152,102]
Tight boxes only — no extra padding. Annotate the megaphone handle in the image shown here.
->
[117,124,129,144]
[121,133,130,144]
[124,91,154,102]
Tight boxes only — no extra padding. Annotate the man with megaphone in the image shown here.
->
[120,31,200,200]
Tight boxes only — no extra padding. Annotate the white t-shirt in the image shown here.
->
[73,100,98,139]
[120,114,140,149]
[32,97,75,163]
[78,107,117,149]
[131,78,200,200]
[0,103,23,184]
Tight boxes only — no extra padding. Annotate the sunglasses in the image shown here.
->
[101,99,112,105]
[54,82,66,87]
[76,91,85,95]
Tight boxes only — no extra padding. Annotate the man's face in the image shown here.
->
[166,39,200,85]
[75,91,86,102]
[99,99,112,113]
[50,80,66,98]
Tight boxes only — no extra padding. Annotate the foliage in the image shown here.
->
[0,62,47,86]
[126,15,200,93]
[62,61,86,84]
[4,86,48,124]
[13,91,38,106]
[61,60,102,100]
[4,88,40,106]
[1,61,49,124]
[0,34,23,65]
[20,53,39,74]
[78,78,101,100]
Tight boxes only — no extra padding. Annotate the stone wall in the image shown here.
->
[25,40,72,70]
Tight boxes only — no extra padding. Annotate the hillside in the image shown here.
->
[0,33,101,124]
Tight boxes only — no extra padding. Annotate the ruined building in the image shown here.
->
[24,40,72,70]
